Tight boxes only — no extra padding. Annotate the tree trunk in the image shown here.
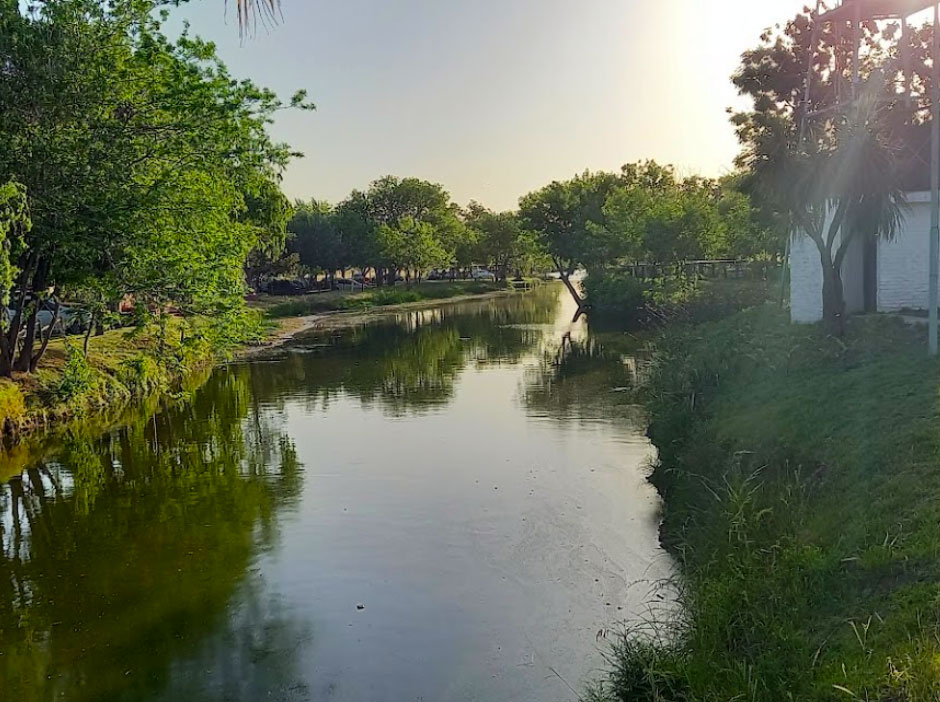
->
[83,312,95,357]
[14,303,39,373]
[821,258,846,337]
[558,270,585,309]
[29,295,60,373]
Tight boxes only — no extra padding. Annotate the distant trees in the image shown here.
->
[519,172,625,308]
[287,177,468,286]
[518,162,780,309]
[464,203,538,282]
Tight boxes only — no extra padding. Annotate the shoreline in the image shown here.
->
[238,288,517,359]
[1,287,524,450]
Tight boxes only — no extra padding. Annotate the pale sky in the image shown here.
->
[172,0,811,210]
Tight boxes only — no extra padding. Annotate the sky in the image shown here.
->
[170,0,811,211]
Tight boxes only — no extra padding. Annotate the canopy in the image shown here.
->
[818,0,935,22]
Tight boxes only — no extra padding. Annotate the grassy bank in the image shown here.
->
[255,280,507,318]
[592,307,940,701]
[0,312,264,440]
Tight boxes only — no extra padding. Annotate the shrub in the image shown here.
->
[56,343,96,403]
[584,269,648,322]
[0,379,26,428]
[118,353,164,395]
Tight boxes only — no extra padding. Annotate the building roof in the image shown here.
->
[818,0,935,22]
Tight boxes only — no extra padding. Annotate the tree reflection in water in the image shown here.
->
[0,369,306,702]
[523,325,650,425]
[246,287,562,416]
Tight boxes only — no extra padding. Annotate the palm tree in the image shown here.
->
[744,89,905,337]
[232,0,280,36]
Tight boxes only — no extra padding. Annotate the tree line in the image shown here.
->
[254,164,780,306]
[0,0,780,379]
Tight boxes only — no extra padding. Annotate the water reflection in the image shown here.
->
[0,370,304,702]
[0,284,671,702]
[523,331,650,424]
[246,286,562,415]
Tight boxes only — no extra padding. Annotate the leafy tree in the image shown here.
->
[339,176,462,285]
[289,200,347,283]
[732,9,911,334]
[465,202,536,281]
[243,177,295,291]
[518,171,625,307]
[0,0,312,373]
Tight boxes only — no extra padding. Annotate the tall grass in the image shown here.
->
[593,307,940,700]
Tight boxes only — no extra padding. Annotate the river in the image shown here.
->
[0,284,672,702]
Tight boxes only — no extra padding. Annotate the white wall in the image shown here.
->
[790,232,824,323]
[789,192,938,322]
[877,192,934,313]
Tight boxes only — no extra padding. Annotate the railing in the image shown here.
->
[626,260,780,281]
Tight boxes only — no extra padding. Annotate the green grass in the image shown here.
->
[260,281,506,318]
[591,307,940,701]
[0,311,264,441]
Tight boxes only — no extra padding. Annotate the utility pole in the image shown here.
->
[930,2,940,356]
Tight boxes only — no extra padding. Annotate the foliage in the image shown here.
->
[0,379,26,429]
[464,202,537,280]
[56,343,96,403]
[0,181,28,310]
[518,170,624,305]
[583,269,647,320]
[285,177,468,284]
[519,163,777,309]
[732,9,911,335]
[0,0,311,374]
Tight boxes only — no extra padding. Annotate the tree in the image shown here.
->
[518,171,624,308]
[465,203,534,282]
[733,9,911,335]
[289,200,346,283]
[340,176,462,284]
[0,0,312,373]
[243,177,295,291]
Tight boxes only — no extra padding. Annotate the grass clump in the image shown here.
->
[593,306,940,701]
[0,378,26,429]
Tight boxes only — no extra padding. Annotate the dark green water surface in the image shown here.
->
[0,285,671,702]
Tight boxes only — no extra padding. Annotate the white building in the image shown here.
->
[790,191,937,323]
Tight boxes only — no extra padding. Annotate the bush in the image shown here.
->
[369,289,422,305]
[0,379,26,428]
[56,343,96,403]
[117,353,164,395]
[583,269,648,322]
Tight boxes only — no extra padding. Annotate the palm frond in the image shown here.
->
[230,0,281,37]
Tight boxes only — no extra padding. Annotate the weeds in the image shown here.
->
[596,307,940,700]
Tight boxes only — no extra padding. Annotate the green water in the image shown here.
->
[0,285,671,702]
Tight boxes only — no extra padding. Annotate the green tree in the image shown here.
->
[733,10,910,335]
[289,200,347,283]
[465,202,536,281]
[518,171,624,308]
[343,176,462,285]
[0,0,312,373]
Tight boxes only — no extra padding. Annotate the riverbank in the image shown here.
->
[591,306,940,700]
[243,282,517,357]
[0,282,523,443]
